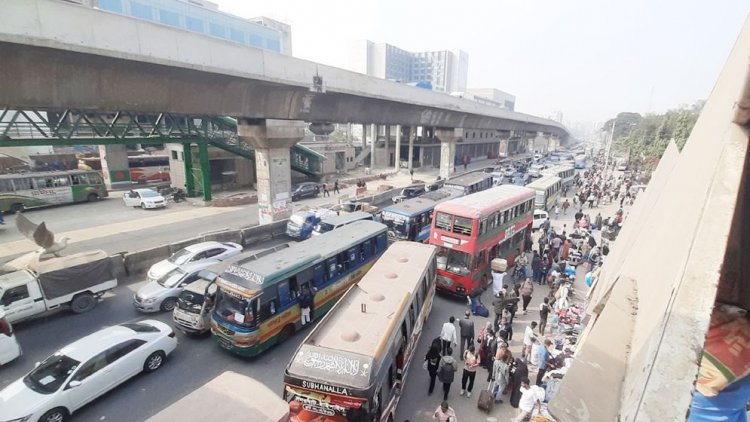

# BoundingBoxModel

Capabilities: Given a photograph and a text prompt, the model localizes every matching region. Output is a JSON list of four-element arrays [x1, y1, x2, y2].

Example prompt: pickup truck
[[337, 201, 380, 218], [286, 208, 337, 240], [0, 250, 117, 323]]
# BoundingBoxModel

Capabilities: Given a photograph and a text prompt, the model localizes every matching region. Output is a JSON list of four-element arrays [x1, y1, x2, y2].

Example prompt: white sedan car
[[0, 320, 177, 422], [123, 188, 167, 209], [147, 241, 243, 281]]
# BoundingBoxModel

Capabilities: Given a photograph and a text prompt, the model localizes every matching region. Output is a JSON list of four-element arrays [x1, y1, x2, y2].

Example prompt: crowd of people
[[426, 156, 638, 421]]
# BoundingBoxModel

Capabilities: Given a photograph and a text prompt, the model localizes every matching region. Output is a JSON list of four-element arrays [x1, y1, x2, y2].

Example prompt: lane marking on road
[[0, 206, 244, 259]]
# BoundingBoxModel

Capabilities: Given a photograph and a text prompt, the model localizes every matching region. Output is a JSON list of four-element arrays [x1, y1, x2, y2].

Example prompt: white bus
[[147, 371, 290, 422], [526, 175, 562, 211], [541, 164, 576, 187], [283, 242, 438, 422]]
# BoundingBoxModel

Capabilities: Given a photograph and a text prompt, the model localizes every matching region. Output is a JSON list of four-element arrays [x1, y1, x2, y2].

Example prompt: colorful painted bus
[[430, 185, 535, 296], [0, 170, 108, 213], [442, 172, 493, 195], [380, 188, 463, 242], [210, 221, 388, 357], [526, 175, 562, 211], [283, 241, 438, 422], [541, 164, 576, 187]]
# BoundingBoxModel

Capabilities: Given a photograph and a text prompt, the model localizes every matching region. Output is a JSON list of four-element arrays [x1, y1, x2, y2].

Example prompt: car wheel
[[143, 351, 166, 373], [9, 203, 24, 214], [87, 193, 99, 202], [38, 407, 68, 422], [141, 203, 146, 209], [160, 297, 177, 312], [277, 324, 295, 345], [70, 292, 97, 314]]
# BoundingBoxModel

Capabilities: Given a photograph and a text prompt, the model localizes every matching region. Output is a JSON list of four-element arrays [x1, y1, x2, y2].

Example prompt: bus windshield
[[436, 248, 472, 276], [213, 290, 257, 328], [381, 212, 409, 239]]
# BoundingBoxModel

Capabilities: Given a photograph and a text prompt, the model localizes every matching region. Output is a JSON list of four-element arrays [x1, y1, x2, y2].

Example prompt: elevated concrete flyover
[[0, 0, 568, 222]]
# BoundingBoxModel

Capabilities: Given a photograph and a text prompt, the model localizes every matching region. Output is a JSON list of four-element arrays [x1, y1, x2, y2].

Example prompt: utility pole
[[603, 121, 616, 177]]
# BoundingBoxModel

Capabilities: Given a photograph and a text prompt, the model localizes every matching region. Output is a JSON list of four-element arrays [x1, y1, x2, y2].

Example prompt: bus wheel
[[9, 203, 23, 214], [87, 193, 99, 202], [277, 325, 295, 344]]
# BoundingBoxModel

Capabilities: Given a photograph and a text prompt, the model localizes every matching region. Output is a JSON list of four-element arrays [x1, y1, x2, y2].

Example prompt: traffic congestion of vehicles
[[0, 154, 591, 421]]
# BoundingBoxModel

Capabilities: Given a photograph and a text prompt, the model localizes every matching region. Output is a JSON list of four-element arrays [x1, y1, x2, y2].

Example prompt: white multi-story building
[[464, 88, 516, 111], [347, 40, 468, 92]]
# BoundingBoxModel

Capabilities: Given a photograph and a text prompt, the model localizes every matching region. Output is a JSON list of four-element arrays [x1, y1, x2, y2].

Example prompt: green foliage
[[602, 101, 704, 171]]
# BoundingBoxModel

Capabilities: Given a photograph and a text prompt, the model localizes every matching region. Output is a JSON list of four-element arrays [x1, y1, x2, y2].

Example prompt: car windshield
[[168, 248, 193, 264], [140, 190, 159, 198], [157, 268, 187, 287], [314, 222, 335, 233], [23, 352, 80, 394], [120, 322, 160, 333], [213, 290, 256, 328], [177, 290, 205, 314]]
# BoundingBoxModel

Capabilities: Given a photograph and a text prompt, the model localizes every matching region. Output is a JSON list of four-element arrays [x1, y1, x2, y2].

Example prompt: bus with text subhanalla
[[541, 164, 576, 187], [284, 241, 438, 422], [0, 170, 108, 213], [380, 188, 464, 243], [526, 175, 562, 211], [210, 221, 388, 357], [430, 185, 535, 296], [442, 172, 493, 195]]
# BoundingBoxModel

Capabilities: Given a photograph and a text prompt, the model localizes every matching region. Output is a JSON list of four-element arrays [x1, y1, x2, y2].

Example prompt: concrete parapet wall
[[122, 220, 291, 276]]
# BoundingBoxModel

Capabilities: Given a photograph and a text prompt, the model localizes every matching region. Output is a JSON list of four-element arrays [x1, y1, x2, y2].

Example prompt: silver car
[[134, 261, 219, 312]]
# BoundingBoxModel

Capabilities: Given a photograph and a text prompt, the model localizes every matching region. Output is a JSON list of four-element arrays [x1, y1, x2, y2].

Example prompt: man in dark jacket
[[458, 310, 475, 358], [531, 252, 542, 285]]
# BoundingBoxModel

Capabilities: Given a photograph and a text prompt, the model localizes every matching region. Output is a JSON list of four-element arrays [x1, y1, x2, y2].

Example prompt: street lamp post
[[602, 121, 616, 177]]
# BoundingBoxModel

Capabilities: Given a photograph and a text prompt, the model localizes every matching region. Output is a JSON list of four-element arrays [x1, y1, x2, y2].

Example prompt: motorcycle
[[158, 187, 187, 203]]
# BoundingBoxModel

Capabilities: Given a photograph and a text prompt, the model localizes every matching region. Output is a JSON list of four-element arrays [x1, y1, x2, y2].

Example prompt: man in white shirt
[[516, 378, 544, 421], [522, 322, 538, 361], [440, 316, 457, 355], [491, 269, 506, 296]]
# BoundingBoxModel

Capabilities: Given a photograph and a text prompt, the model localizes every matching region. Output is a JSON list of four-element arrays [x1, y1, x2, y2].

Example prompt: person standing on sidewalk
[[522, 322, 538, 361], [440, 316, 457, 355], [538, 297, 551, 336], [520, 278, 534, 314], [458, 311, 474, 358], [438, 348, 458, 401], [460, 345, 480, 398], [535, 340, 553, 386], [425, 339, 442, 395], [321, 183, 330, 197], [333, 179, 340, 194], [562, 198, 570, 215], [531, 252, 542, 284], [432, 401, 458, 422]]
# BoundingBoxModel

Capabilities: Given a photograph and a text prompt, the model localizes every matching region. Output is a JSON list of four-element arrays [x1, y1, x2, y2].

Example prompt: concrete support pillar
[[384, 125, 390, 167], [198, 143, 211, 201], [394, 125, 402, 172], [98, 144, 130, 189], [436, 128, 463, 179], [238, 119, 306, 224], [408, 126, 416, 172], [370, 123, 377, 168]]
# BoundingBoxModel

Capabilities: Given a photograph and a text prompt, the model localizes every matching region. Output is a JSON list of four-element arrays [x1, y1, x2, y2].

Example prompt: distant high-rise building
[[347, 40, 468, 92], [81, 0, 290, 54]]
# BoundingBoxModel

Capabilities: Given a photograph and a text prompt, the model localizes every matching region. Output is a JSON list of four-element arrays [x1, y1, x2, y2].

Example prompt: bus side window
[[347, 247, 357, 265], [277, 280, 292, 307], [0, 180, 13, 192], [408, 302, 415, 328], [338, 252, 350, 272], [313, 264, 327, 289], [376, 234, 387, 252], [259, 298, 278, 320], [362, 240, 373, 259], [327, 257, 338, 278]]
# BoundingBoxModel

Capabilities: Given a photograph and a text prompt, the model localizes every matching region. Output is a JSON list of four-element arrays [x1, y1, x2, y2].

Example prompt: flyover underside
[[0, 42, 562, 135]]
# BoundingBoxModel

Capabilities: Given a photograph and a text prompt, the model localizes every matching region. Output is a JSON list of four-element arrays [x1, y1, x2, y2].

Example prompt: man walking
[[322, 183, 330, 197], [440, 316, 458, 355], [562, 198, 570, 215], [522, 322, 538, 362], [539, 298, 551, 336], [333, 179, 340, 194], [520, 278, 534, 314], [458, 311, 474, 358], [531, 252, 542, 285], [438, 349, 458, 401], [535, 340, 553, 386]]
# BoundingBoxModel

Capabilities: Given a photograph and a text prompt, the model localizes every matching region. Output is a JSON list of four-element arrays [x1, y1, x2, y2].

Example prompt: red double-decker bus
[[429, 185, 535, 295]]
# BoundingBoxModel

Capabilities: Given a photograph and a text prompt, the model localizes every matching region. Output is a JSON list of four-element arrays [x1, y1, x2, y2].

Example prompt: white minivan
[[0, 309, 21, 366], [532, 210, 549, 230]]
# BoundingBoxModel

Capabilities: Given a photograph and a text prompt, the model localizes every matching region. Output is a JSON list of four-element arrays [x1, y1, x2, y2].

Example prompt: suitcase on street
[[477, 382, 495, 412]]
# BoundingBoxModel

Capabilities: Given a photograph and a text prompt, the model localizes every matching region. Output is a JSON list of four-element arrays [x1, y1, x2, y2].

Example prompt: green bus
[[0, 170, 108, 213], [210, 220, 389, 357]]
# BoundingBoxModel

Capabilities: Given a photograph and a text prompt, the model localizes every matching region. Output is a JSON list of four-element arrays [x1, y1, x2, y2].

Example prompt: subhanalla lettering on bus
[[302, 380, 349, 396], [224, 265, 263, 285]]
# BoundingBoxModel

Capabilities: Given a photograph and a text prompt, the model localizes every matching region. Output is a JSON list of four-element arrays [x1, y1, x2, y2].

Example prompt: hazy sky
[[216, 0, 749, 124]]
